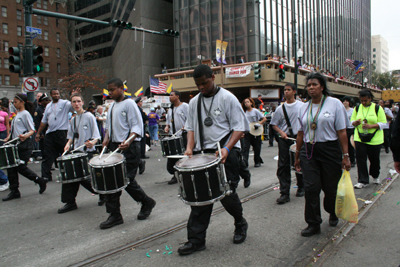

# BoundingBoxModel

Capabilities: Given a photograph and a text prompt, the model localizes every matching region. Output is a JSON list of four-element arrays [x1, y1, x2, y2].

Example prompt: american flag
[[150, 77, 167, 94], [344, 59, 363, 70]]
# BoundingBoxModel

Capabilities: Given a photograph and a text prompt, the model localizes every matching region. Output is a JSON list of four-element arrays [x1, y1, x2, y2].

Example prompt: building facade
[[68, 0, 174, 100], [371, 35, 389, 73], [174, 0, 371, 77], [0, 0, 69, 98]]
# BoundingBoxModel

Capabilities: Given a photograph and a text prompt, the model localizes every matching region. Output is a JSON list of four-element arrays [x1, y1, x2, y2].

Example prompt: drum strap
[[171, 104, 176, 134], [282, 104, 294, 137]]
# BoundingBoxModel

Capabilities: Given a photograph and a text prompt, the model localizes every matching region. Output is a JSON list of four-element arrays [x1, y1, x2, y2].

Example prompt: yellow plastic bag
[[335, 170, 359, 223]]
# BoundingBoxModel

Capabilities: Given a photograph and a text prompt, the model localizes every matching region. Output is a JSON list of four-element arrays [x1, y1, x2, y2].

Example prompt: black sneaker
[[329, 214, 339, 227], [168, 176, 178, 185], [177, 242, 206, 255], [139, 160, 146, 175], [35, 177, 48, 194], [58, 203, 78, 214], [276, 194, 290, 204], [137, 198, 156, 220], [301, 225, 321, 237], [295, 188, 305, 197], [233, 218, 248, 244], [99, 214, 124, 229], [2, 190, 21, 201]]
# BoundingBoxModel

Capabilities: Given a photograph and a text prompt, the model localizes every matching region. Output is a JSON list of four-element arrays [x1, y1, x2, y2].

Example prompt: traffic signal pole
[[24, 0, 35, 101]]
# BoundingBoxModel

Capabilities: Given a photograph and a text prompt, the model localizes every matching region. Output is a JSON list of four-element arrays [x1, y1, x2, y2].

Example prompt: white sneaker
[[372, 178, 380, 184], [354, 183, 368, 189], [0, 181, 9, 191]]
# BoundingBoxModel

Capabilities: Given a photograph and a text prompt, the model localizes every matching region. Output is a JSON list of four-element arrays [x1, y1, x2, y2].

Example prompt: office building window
[[37, 0, 41, 8], [57, 63, 61, 73], [17, 26, 22, 36], [37, 15, 42, 24], [43, 0, 48, 10], [44, 47, 49, 56], [4, 75, 10, 85], [46, 78, 50, 86], [373, 54, 376, 58], [44, 31, 48, 40], [373, 60, 376, 64], [4, 58, 9, 69], [19, 77, 23, 86], [45, 62, 49, 72], [0, 75, 2, 85], [56, 19, 59, 27], [1, 6, 7, 17], [3, 41, 8, 52], [56, 48, 60, 58], [17, 10, 22, 20], [44, 16, 48, 25], [373, 48, 376, 52], [0, 58, 1, 68], [56, 3, 59, 12], [2, 23, 8, 34], [56, 33, 60, 42]]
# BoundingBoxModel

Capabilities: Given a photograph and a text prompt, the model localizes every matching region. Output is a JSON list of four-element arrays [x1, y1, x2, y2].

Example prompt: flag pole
[[149, 75, 152, 98]]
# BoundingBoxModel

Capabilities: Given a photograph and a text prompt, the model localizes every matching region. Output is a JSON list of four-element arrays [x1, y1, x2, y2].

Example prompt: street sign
[[23, 77, 40, 92], [30, 33, 38, 39], [26, 26, 42, 35]]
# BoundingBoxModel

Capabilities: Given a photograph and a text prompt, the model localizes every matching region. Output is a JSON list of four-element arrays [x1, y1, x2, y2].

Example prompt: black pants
[[269, 124, 278, 146], [105, 141, 150, 215], [41, 130, 68, 180], [346, 128, 356, 164], [355, 141, 381, 184], [187, 148, 243, 244], [61, 152, 97, 203], [8, 141, 39, 191], [277, 137, 303, 195], [167, 158, 180, 175], [242, 133, 262, 166], [140, 127, 147, 157], [300, 141, 342, 226], [383, 129, 390, 150]]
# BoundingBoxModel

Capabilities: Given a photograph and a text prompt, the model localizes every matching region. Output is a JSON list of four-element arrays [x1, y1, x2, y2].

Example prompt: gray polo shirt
[[42, 99, 72, 134], [298, 96, 347, 143], [245, 108, 264, 123], [185, 88, 249, 151], [11, 110, 35, 139], [271, 100, 304, 135], [67, 112, 100, 152], [346, 108, 354, 129], [106, 99, 143, 142], [382, 107, 393, 129], [166, 102, 189, 135]]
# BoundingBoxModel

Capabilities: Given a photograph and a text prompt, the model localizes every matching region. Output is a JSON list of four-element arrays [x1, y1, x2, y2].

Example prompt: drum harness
[[282, 104, 294, 138]]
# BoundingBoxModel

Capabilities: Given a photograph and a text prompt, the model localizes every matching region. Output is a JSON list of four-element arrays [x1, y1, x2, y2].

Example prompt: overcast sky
[[371, 0, 400, 71]]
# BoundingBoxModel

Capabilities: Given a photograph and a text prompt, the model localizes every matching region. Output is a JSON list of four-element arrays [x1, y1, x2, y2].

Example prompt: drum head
[[175, 154, 219, 169], [289, 144, 297, 152], [58, 153, 88, 161], [89, 153, 124, 166]]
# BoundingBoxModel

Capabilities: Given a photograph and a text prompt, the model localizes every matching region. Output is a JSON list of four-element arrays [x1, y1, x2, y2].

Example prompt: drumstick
[[279, 136, 297, 141], [71, 137, 100, 153], [99, 146, 107, 159], [217, 142, 222, 160], [61, 150, 69, 157], [104, 133, 137, 162], [171, 129, 182, 138]]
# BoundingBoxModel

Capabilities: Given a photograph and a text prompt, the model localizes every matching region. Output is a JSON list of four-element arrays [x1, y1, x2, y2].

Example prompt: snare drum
[[289, 144, 302, 174], [57, 153, 91, 183], [161, 136, 185, 157], [88, 153, 128, 194], [0, 144, 20, 169], [174, 154, 231, 206]]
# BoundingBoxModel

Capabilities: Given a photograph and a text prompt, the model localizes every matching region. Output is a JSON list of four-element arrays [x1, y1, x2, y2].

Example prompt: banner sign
[[222, 41, 228, 64], [250, 88, 280, 99], [226, 65, 252, 78], [216, 40, 222, 63]]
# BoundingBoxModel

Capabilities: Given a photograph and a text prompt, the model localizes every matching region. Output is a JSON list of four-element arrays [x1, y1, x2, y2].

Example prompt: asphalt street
[[0, 141, 397, 267]]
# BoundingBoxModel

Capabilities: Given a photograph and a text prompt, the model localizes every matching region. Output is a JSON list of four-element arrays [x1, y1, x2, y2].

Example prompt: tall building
[[174, 0, 371, 76], [0, 0, 69, 98], [68, 0, 174, 101], [371, 35, 389, 73]]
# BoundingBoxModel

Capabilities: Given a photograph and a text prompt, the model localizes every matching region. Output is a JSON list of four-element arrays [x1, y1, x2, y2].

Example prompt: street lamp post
[[295, 48, 304, 91]]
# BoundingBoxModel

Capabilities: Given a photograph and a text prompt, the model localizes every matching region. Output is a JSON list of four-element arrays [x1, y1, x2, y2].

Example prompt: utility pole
[[24, 0, 37, 102]]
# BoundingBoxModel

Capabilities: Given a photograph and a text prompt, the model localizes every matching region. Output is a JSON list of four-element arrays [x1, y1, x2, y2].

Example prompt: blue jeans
[[0, 169, 8, 185], [149, 125, 159, 141]]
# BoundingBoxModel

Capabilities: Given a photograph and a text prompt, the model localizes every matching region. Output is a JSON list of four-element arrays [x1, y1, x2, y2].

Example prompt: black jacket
[[391, 113, 400, 162]]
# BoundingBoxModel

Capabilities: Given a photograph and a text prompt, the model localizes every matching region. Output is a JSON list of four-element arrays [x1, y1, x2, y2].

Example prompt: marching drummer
[[270, 83, 305, 205], [2, 93, 47, 201], [241, 97, 266, 168], [178, 64, 250, 255], [100, 78, 156, 230], [57, 94, 104, 214], [164, 90, 189, 185]]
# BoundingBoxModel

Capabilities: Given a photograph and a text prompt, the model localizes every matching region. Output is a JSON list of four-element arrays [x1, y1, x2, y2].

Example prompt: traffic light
[[33, 46, 44, 74], [110, 20, 132, 29], [8, 47, 22, 73], [278, 63, 285, 81], [254, 62, 261, 81], [162, 29, 179, 37]]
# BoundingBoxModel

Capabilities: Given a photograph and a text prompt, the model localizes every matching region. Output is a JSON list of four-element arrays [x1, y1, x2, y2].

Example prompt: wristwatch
[[343, 153, 349, 156]]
